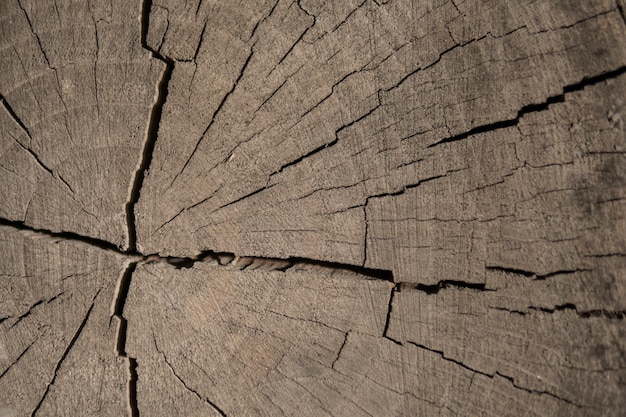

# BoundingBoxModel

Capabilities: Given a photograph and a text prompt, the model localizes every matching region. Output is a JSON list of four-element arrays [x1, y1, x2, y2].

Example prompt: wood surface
[[1, 0, 625, 416]]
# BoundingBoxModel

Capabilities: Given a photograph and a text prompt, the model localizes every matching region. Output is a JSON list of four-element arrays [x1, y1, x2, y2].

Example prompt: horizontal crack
[[397, 280, 492, 295], [0, 217, 392, 281], [486, 266, 592, 280], [0, 217, 128, 253], [529, 304, 625, 319]]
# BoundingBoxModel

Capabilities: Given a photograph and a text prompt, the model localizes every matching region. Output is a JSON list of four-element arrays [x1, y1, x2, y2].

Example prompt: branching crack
[[0, 216, 393, 281]]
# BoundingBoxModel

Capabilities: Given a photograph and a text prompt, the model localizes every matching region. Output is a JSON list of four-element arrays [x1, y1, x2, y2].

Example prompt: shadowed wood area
[[1, 0, 625, 416]]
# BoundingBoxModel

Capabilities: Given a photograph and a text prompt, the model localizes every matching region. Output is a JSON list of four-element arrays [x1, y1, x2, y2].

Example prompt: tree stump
[[1, 0, 625, 416]]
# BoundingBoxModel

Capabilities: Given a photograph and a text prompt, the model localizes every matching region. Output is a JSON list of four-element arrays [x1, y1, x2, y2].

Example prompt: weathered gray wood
[[0, 0, 625, 416]]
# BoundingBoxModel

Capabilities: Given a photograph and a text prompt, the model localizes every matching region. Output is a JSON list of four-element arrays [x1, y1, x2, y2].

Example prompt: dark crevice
[[112, 262, 140, 417], [273, 137, 339, 176], [530, 303, 577, 314], [485, 266, 535, 277], [537, 269, 591, 280], [30, 290, 100, 417], [0, 339, 37, 379], [273, 101, 381, 177], [8, 299, 44, 330], [0, 94, 33, 138], [398, 280, 491, 295], [146, 249, 395, 281], [0, 217, 392, 282], [274, 1, 316, 66], [530, 304, 626, 319], [427, 66, 626, 148], [322, 0, 367, 38], [112, 263, 136, 355], [366, 173, 452, 201], [578, 310, 626, 319], [245, 0, 279, 42], [128, 358, 140, 417], [214, 183, 276, 212], [382, 286, 402, 345], [287, 257, 394, 281], [385, 33, 490, 94], [16, 0, 52, 67], [1, 95, 74, 193], [0, 217, 127, 253], [486, 266, 591, 280], [129, 0, 174, 253], [491, 306, 527, 316], [170, 44, 255, 190]]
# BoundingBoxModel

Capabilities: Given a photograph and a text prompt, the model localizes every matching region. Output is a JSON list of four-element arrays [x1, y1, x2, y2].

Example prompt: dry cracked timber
[[1, 0, 625, 416]]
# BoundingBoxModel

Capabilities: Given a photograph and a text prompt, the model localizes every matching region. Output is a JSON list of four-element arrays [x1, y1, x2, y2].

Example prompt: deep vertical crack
[[126, 0, 174, 253], [111, 262, 140, 417], [114, 3, 175, 414], [128, 358, 140, 417]]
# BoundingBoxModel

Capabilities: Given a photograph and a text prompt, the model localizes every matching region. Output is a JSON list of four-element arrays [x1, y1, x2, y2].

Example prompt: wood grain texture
[[0, 0, 162, 248], [136, 0, 626, 261], [0, 226, 128, 416], [125, 261, 391, 416], [1, 0, 625, 416]]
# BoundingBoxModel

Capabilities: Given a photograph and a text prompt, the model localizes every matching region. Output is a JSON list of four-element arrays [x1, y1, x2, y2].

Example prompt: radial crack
[[154, 336, 228, 416], [169, 44, 256, 190], [30, 290, 100, 417], [427, 66, 626, 148], [405, 341, 584, 407], [1, 95, 76, 195], [111, 262, 140, 417], [127, 0, 174, 253]]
